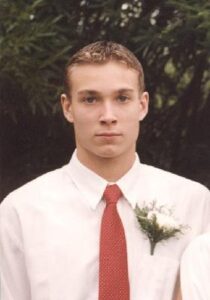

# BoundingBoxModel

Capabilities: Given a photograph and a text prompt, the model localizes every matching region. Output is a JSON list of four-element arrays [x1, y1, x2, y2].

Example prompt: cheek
[[73, 111, 95, 133], [124, 112, 140, 138], [124, 109, 140, 127]]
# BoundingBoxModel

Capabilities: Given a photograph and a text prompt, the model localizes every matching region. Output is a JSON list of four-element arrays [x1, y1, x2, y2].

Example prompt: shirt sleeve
[[180, 233, 210, 300], [0, 197, 31, 300], [201, 187, 210, 232]]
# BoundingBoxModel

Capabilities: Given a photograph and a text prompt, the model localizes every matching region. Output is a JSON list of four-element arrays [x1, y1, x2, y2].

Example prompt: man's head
[[61, 41, 149, 168], [63, 41, 145, 97]]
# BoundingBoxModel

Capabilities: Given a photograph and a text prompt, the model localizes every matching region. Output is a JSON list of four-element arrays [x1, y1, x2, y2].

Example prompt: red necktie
[[99, 184, 130, 300]]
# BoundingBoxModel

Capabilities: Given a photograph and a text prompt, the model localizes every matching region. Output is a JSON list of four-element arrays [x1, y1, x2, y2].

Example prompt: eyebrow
[[117, 88, 134, 93], [77, 90, 99, 95], [77, 88, 135, 95]]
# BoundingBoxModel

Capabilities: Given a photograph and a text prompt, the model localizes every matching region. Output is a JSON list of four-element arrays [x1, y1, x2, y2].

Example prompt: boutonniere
[[135, 201, 186, 255]]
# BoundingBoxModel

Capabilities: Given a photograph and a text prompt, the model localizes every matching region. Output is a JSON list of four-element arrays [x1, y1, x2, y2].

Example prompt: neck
[[76, 150, 136, 182]]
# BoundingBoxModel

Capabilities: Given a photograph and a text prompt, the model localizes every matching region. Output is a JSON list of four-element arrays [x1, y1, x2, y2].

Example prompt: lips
[[96, 132, 122, 137]]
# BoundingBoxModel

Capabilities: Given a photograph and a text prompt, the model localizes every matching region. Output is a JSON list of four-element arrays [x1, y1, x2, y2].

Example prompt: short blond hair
[[64, 41, 145, 95]]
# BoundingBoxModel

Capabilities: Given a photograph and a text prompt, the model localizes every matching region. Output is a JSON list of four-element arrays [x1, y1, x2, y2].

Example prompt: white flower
[[147, 211, 178, 228], [135, 201, 186, 255]]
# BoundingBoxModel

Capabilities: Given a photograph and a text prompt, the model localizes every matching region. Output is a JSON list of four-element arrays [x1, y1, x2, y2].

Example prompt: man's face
[[61, 61, 149, 164]]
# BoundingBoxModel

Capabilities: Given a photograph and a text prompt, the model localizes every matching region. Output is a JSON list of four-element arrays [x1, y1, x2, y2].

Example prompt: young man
[[0, 41, 209, 300], [180, 232, 210, 300]]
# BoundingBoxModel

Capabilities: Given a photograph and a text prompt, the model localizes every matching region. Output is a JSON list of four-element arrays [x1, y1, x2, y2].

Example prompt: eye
[[117, 95, 129, 103], [82, 96, 97, 104]]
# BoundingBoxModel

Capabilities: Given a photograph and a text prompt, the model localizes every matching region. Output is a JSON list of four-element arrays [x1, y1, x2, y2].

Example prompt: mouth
[[96, 132, 122, 137]]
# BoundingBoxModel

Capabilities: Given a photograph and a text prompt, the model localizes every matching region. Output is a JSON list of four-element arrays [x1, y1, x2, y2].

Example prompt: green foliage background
[[1, 0, 210, 200]]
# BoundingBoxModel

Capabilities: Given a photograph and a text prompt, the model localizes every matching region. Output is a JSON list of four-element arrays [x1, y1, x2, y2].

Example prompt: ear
[[60, 93, 74, 123], [139, 91, 149, 121]]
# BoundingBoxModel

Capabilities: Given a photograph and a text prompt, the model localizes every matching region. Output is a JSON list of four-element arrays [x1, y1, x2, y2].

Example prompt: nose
[[99, 102, 117, 125]]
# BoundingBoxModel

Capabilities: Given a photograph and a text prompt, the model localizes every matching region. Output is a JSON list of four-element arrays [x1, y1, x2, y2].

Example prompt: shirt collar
[[67, 150, 142, 209], [68, 151, 107, 209], [117, 154, 141, 209]]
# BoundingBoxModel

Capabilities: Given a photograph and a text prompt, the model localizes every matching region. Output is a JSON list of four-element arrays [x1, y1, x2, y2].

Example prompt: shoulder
[[0, 164, 71, 211], [140, 163, 209, 195], [180, 232, 210, 298], [181, 233, 210, 275], [184, 233, 210, 255]]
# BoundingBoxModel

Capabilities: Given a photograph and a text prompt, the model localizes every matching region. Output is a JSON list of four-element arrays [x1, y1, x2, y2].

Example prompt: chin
[[98, 153, 118, 159], [95, 148, 123, 159]]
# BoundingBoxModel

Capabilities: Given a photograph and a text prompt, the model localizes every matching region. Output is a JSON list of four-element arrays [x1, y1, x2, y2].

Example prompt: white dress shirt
[[0, 151, 210, 300], [180, 233, 210, 300]]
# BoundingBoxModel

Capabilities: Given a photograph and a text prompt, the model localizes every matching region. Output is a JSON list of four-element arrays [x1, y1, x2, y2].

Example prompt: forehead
[[68, 61, 139, 93]]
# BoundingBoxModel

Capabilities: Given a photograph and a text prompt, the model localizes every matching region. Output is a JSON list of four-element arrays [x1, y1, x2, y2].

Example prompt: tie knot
[[103, 184, 122, 205]]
